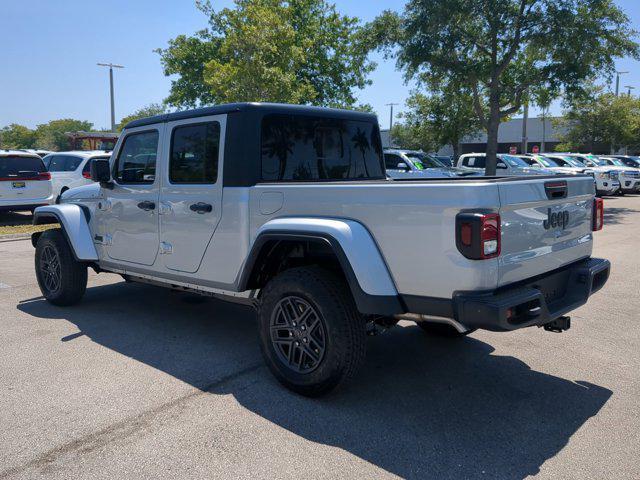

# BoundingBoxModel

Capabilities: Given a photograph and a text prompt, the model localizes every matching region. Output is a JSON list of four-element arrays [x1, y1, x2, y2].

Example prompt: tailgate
[[498, 176, 595, 286], [0, 155, 51, 201]]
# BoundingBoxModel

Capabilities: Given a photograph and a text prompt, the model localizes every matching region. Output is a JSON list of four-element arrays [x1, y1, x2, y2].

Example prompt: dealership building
[[381, 116, 571, 156]]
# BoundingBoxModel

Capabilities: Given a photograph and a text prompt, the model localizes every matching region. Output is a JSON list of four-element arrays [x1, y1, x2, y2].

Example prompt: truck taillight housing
[[592, 197, 604, 231], [456, 212, 501, 260]]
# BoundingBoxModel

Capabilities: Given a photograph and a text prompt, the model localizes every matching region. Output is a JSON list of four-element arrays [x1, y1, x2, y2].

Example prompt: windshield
[[405, 153, 445, 169], [533, 155, 559, 167], [607, 158, 626, 166], [556, 156, 585, 167], [500, 154, 530, 168]]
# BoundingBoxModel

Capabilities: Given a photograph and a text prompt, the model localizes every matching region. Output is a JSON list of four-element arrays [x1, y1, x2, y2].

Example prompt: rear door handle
[[189, 202, 213, 214], [137, 201, 156, 211]]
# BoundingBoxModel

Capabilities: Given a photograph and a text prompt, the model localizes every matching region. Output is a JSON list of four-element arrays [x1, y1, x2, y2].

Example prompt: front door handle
[[137, 201, 156, 211], [189, 202, 213, 214]]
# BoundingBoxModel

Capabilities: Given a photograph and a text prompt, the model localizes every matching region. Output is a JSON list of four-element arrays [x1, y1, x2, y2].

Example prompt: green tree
[[0, 124, 36, 149], [368, 0, 639, 175], [393, 86, 481, 159], [156, 0, 374, 108], [118, 104, 167, 132], [556, 89, 640, 152], [34, 119, 93, 151]]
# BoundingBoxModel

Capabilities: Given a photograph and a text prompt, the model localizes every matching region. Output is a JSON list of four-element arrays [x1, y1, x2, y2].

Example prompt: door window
[[169, 122, 220, 184], [114, 130, 159, 184]]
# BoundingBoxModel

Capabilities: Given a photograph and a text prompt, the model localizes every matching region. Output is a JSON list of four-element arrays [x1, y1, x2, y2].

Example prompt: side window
[[261, 114, 385, 181], [114, 130, 159, 184], [66, 156, 83, 171], [47, 155, 67, 172], [463, 156, 485, 168], [169, 122, 220, 184], [384, 154, 404, 170]]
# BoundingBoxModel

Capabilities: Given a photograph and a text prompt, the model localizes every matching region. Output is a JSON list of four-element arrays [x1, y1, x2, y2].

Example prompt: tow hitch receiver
[[543, 316, 571, 333]]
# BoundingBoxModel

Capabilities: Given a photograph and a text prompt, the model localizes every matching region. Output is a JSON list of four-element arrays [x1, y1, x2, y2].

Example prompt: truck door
[[102, 126, 163, 266], [158, 115, 225, 273]]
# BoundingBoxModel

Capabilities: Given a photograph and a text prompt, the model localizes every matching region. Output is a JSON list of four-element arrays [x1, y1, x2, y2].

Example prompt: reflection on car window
[[500, 155, 529, 167], [406, 153, 444, 169], [261, 115, 385, 181], [384, 154, 405, 170], [115, 130, 159, 184], [46, 155, 83, 172], [170, 122, 220, 184]]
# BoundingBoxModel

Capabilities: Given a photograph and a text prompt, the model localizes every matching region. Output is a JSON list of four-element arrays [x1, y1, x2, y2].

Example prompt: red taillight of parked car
[[592, 197, 604, 231], [38, 172, 51, 180], [82, 171, 92, 179], [456, 212, 501, 260]]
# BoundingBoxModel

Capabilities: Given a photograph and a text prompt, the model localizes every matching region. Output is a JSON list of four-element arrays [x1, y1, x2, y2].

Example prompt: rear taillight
[[456, 212, 501, 260], [82, 171, 91, 179], [592, 197, 604, 231], [38, 172, 51, 180]]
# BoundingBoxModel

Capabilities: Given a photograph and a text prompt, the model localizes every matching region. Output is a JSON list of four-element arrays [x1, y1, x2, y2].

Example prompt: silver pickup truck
[[30, 103, 610, 396]]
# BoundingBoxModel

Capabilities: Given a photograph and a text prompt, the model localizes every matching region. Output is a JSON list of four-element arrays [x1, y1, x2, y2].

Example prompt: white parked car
[[598, 156, 640, 194], [456, 153, 554, 175], [546, 154, 620, 196], [0, 150, 53, 212], [42, 151, 111, 201]]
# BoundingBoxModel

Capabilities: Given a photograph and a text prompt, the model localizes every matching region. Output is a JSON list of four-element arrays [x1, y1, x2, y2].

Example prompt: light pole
[[385, 103, 399, 131], [97, 62, 124, 131], [615, 71, 628, 96], [624, 85, 635, 96]]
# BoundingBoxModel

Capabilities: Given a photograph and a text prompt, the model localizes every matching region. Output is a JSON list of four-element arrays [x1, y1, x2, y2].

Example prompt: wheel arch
[[239, 218, 405, 316], [32, 204, 98, 262]]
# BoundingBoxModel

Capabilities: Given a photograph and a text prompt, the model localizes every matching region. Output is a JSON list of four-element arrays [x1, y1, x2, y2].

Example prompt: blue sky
[[1, 0, 639, 130]]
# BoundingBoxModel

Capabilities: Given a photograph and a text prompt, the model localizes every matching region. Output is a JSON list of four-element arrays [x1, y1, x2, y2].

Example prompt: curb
[[0, 233, 32, 243]]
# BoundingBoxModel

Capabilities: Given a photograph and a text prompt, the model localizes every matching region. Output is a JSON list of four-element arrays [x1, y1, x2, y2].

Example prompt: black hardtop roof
[[124, 102, 378, 129]]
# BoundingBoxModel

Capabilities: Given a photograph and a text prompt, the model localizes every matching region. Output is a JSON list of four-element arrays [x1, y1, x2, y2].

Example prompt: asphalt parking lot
[[0, 196, 639, 480]]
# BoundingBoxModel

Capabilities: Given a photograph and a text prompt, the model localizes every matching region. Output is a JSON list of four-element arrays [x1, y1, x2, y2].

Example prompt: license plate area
[[532, 269, 570, 305], [12, 181, 26, 189]]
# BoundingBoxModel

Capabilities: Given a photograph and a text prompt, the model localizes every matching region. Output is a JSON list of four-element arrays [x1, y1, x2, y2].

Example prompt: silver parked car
[[384, 149, 478, 178]]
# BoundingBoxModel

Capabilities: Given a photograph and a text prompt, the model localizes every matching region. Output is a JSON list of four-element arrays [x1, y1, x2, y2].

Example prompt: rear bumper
[[453, 258, 610, 331]]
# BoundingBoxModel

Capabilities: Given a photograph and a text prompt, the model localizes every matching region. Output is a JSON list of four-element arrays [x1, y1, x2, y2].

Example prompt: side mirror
[[497, 162, 508, 169], [90, 159, 113, 188], [396, 162, 409, 171]]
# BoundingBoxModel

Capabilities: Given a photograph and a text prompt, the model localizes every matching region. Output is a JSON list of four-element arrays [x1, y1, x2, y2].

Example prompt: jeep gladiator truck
[[31, 103, 610, 396]]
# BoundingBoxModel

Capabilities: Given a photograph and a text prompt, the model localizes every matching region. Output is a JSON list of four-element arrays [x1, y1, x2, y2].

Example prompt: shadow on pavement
[[602, 204, 640, 225], [18, 282, 612, 480], [0, 211, 33, 227]]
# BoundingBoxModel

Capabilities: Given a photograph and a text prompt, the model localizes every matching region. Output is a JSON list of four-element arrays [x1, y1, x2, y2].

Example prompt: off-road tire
[[35, 228, 87, 306], [258, 266, 366, 397], [416, 321, 476, 338]]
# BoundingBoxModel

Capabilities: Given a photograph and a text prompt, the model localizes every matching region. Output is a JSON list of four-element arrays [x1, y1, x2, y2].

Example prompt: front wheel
[[258, 266, 366, 397], [35, 229, 87, 306]]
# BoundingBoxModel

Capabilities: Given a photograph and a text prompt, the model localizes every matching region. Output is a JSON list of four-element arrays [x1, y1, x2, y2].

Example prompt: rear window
[[261, 115, 385, 181], [0, 156, 46, 179]]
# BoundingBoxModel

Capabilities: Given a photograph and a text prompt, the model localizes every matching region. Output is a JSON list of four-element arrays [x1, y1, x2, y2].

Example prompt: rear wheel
[[416, 321, 476, 338], [258, 266, 366, 397], [35, 229, 87, 306]]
